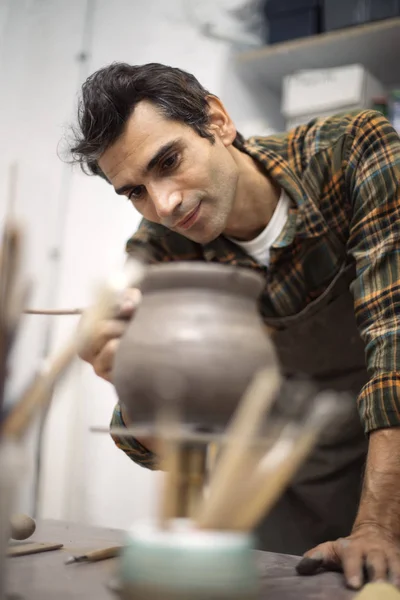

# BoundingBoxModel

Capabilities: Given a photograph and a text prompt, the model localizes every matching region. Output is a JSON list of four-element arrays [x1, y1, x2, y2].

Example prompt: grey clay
[[113, 262, 279, 433]]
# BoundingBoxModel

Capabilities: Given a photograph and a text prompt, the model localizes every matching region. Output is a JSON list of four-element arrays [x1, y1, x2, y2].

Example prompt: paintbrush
[[227, 392, 348, 532], [196, 367, 281, 530]]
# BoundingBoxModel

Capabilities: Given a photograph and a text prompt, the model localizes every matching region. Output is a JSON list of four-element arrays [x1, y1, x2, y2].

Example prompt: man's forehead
[[98, 102, 182, 180]]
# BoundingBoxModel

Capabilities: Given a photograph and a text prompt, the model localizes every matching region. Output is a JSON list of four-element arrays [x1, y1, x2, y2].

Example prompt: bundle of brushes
[[117, 371, 351, 600]]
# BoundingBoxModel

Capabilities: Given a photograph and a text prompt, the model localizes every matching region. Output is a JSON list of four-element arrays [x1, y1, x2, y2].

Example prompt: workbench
[[6, 519, 357, 599]]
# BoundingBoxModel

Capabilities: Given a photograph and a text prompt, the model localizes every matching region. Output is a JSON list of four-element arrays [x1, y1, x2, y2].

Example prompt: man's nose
[[152, 189, 183, 219]]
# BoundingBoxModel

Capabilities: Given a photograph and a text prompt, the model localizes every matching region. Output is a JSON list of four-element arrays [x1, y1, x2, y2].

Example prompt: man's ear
[[205, 95, 237, 146]]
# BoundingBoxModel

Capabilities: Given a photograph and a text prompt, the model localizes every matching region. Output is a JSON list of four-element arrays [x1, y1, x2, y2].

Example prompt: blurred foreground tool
[[7, 542, 63, 557], [354, 582, 400, 599], [0, 221, 27, 419], [1, 258, 145, 441], [0, 164, 29, 420], [65, 545, 121, 565]]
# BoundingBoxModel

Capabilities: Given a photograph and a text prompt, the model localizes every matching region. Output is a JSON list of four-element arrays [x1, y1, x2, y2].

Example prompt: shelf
[[236, 17, 400, 94]]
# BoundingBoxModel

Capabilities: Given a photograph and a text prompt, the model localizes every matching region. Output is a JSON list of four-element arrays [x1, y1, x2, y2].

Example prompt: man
[[71, 62, 400, 589]]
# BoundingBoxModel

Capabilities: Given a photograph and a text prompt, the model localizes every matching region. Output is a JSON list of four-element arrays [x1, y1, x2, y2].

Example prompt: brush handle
[[196, 368, 281, 530], [82, 546, 121, 562]]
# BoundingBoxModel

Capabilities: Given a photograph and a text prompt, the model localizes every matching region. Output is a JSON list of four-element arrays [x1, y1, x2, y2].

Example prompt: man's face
[[98, 100, 239, 244]]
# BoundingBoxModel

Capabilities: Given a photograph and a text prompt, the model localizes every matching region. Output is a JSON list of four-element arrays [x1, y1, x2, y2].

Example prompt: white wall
[[1, 0, 283, 529]]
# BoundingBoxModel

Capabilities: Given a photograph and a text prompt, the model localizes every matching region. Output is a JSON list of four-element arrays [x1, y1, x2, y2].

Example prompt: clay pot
[[113, 262, 278, 433]]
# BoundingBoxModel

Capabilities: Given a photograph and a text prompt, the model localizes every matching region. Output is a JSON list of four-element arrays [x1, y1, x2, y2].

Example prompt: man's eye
[[128, 185, 145, 200], [161, 153, 178, 171]]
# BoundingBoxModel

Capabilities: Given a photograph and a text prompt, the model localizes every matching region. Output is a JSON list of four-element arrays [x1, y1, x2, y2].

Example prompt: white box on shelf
[[282, 64, 386, 130]]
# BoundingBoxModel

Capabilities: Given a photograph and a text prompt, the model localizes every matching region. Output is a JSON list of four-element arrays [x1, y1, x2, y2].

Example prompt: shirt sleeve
[[110, 405, 160, 470], [345, 110, 400, 433]]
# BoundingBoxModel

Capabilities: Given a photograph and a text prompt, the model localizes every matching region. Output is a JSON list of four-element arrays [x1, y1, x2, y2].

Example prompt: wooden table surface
[[5, 519, 357, 599]]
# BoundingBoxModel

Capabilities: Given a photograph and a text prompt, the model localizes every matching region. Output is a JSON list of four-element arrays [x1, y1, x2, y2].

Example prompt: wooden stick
[[183, 444, 207, 520], [157, 407, 181, 528], [229, 393, 342, 531], [100, 425, 279, 449], [201, 445, 264, 530], [1, 341, 78, 439], [196, 367, 281, 530], [231, 428, 318, 531], [7, 542, 63, 557], [0, 223, 25, 417], [23, 308, 84, 316]]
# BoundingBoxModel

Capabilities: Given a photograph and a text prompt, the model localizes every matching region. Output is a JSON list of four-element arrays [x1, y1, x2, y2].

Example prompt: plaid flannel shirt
[[110, 109, 400, 471]]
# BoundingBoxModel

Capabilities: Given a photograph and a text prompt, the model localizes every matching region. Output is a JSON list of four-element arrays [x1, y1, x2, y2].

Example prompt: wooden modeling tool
[[23, 308, 83, 316], [65, 546, 121, 565], [156, 406, 182, 527], [196, 367, 281, 529], [223, 393, 346, 532], [7, 542, 63, 557]]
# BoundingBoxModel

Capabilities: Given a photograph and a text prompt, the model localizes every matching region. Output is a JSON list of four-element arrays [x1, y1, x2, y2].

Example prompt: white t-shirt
[[229, 190, 290, 267]]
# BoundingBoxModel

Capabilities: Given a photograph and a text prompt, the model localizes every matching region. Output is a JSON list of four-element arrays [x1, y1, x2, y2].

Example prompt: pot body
[[113, 262, 278, 432]]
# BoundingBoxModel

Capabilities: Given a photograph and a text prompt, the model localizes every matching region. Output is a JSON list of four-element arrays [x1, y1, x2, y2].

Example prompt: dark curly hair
[[69, 62, 245, 180]]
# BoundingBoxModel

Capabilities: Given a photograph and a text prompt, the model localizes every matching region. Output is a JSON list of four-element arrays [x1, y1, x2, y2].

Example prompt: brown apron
[[255, 232, 368, 555]]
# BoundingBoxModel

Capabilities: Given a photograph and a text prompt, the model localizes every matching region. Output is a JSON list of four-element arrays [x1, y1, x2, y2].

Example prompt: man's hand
[[78, 288, 140, 382], [297, 427, 400, 589], [296, 524, 400, 589]]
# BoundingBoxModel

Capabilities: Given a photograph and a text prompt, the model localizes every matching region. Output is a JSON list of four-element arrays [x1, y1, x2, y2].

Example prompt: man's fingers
[[365, 551, 388, 582], [296, 552, 324, 575], [81, 320, 127, 362], [117, 288, 141, 319], [93, 339, 120, 380], [296, 542, 339, 576], [340, 543, 364, 590]]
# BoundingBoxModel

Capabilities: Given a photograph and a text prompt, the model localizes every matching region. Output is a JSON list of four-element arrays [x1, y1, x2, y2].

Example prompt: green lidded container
[[119, 518, 259, 600]]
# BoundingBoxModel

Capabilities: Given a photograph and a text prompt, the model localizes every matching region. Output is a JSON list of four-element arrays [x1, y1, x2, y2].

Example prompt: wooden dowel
[[1, 341, 78, 439], [23, 308, 84, 316], [157, 408, 182, 528], [228, 393, 343, 532], [230, 428, 318, 531], [184, 444, 207, 520], [0, 221, 24, 417], [196, 367, 281, 530], [8, 543, 63, 558]]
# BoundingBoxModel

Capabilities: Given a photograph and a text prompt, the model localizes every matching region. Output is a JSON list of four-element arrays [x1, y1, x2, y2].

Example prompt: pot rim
[[138, 261, 264, 299]]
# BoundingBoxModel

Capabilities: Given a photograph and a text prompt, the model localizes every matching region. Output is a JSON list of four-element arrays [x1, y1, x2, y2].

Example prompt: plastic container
[[119, 519, 259, 600], [263, 0, 322, 44], [323, 0, 400, 32]]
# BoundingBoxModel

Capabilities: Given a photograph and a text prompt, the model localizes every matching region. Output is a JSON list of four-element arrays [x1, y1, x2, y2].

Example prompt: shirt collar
[[242, 137, 330, 244], [202, 136, 330, 261]]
